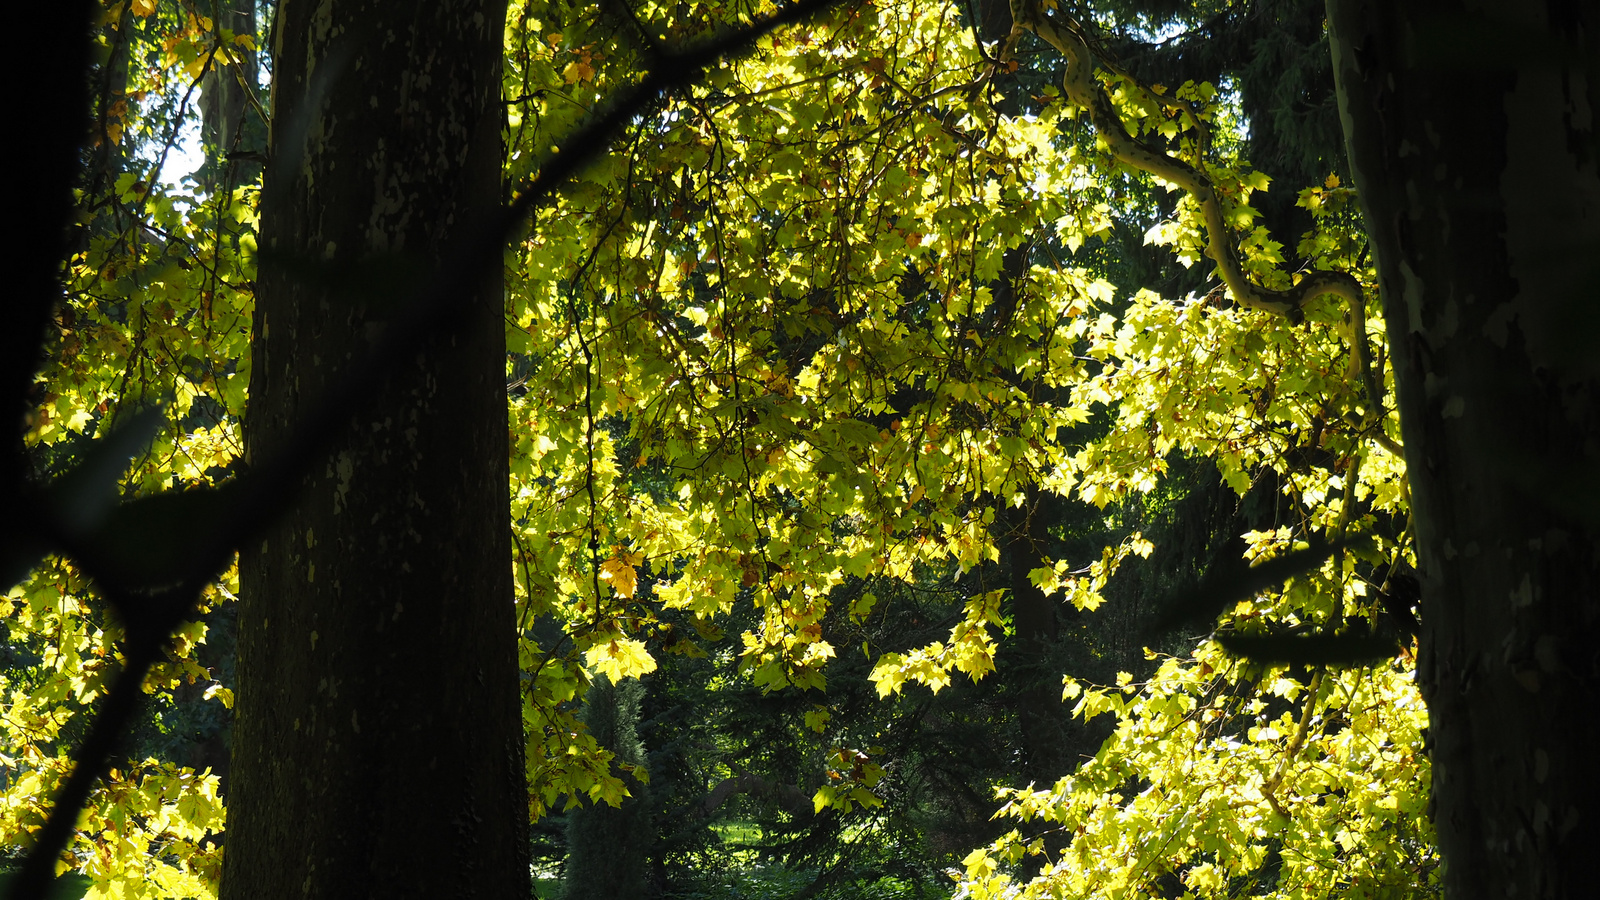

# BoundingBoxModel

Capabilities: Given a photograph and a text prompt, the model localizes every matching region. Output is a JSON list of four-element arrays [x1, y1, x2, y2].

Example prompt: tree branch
[[1012, 2, 1362, 323]]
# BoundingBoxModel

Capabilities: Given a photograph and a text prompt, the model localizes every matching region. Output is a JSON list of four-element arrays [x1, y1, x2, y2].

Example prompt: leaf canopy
[[2, 1, 1433, 897]]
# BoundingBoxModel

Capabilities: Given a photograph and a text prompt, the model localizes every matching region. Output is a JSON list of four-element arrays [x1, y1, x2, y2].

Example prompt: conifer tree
[[564, 676, 652, 900]]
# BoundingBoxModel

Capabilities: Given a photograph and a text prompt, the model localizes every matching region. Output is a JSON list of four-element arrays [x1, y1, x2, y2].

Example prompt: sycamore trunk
[[222, 1, 527, 896], [1328, 1, 1599, 895]]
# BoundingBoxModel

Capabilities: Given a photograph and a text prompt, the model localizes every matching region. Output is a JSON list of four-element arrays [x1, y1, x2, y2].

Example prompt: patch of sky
[[146, 113, 206, 189], [1092, 10, 1253, 141], [144, 58, 273, 194]]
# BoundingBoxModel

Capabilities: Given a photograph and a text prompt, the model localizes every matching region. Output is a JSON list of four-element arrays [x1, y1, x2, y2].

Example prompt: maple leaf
[[598, 551, 642, 598], [584, 638, 657, 681], [562, 59, 595, 84]]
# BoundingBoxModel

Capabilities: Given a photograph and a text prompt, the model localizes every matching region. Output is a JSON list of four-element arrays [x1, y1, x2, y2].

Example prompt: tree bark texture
[[224, 0, 527, 896], [1328, 2, 1599, 896]]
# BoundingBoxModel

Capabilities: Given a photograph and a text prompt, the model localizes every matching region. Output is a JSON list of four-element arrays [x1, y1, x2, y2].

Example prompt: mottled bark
[[1328, 2, 1599, 896], [222, 0, 527, 896]]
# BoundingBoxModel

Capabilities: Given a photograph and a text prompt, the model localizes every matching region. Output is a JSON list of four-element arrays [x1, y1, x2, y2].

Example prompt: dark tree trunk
[[995, 490, 1072, 781], [223, 0, 527, 896], [1328, 2, 1600, 896]]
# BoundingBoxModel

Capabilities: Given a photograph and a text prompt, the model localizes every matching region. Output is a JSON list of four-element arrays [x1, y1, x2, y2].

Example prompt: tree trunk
[[995, 490, 1072, 781], [199, 0, 261, 188], [199, 0, 257, 154], [1327, 2, 1599, 896], [223, 0, 527, 896]]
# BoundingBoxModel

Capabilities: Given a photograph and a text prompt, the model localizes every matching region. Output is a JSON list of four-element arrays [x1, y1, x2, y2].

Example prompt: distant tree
[[564, 676, 652, 900]]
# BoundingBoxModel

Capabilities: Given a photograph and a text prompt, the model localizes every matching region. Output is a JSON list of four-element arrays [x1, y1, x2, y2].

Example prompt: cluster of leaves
[[505, 0, 1116, 811], [552, 571, 1033, 897], [6, 0, 1438, 898], [2, 1, 256, 895], [2, 562, 227, 897], [961, 651, 1433, 899], [502, 0, 1435, 896]]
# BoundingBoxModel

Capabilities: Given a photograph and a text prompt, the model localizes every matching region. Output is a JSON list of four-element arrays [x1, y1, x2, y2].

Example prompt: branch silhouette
[[5, 2, 849, 896]]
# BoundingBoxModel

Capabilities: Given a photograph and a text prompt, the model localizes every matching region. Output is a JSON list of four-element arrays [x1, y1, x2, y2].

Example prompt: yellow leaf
[[203, 683, 235, 709], [563, 59, 595, 84], [585, 637, 657, 681], [131, 0, 156, 16], [1061, 677, 1082, 700], [599, 553, 639, 598], [812, 785, 835, 813]]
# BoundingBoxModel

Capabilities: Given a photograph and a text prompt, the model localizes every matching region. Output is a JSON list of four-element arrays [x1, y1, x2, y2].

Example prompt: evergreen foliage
[[565, 676, 652, 900]]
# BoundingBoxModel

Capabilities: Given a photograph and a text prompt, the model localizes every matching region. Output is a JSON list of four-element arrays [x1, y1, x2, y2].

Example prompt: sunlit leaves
[[958, 648, 1437, 900], [15, 1, 1431, 895], [499, 7, 1426, 893], [598, 550, 642, 599], [2, 566, 232, 899], [503, 0, 1115, 813], [3, 0, 256, 888], [869, 589, 1005, 696], [584, 638, 659, 682], [812, 745, 885, 814]]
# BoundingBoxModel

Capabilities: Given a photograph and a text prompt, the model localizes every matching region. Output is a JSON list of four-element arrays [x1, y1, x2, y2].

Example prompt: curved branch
[[1262, 666, 1324, 818], [1013, 3, 1362, 323], [698, 774, 812, 818]]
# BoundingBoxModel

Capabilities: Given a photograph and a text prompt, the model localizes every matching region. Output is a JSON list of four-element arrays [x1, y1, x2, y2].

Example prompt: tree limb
[[1012, 2, 1362, 323]]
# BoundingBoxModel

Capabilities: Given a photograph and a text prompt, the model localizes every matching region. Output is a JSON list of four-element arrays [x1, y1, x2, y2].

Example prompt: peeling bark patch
[[333, 450, 354, 513], [1399, 259, 1427, 335], [1510, 574, 1534, 608], [1484, 301, 1516, 347]]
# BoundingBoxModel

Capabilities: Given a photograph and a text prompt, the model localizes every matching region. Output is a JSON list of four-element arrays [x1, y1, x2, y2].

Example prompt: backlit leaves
[[584, 638, 658, 682], [9, 0, 1432, 895]]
